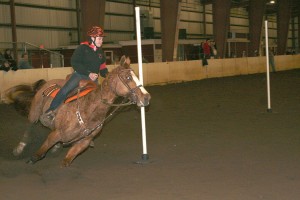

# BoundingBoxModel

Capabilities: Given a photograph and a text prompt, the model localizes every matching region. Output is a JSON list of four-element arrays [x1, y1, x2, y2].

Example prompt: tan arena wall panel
[[1, 55, 300, 101], [206, 59, 223, 78], [234, 57, 249, 75], [247, 57, 266, 74]]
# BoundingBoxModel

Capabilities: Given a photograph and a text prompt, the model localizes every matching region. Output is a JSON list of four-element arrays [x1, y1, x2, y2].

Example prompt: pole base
[[141, 154, 149, 160], [267, 108, 272, 113], [134, 154, 151, 165]]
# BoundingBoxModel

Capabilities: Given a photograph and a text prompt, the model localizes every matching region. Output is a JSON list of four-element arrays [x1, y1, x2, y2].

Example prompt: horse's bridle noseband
[[118, 69, 142, 97]]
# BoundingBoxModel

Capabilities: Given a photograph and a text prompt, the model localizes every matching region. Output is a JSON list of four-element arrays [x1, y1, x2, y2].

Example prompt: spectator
[[18, 52, 33, 69], [201, 39, 211, 66], [0, 51, 9, 71], [4, 49, 18, 71], [203, 39, 211, 59], [0, 51, 5, 63], [0, 60, 11, 72]]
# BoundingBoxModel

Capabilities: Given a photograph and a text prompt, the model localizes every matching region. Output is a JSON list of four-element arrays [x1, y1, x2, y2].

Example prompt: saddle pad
[[49, 87, 96, 103], [42, 84, 61, 97]]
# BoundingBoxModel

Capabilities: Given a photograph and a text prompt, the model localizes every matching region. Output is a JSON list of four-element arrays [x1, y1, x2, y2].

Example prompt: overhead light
[[270, 0, 275, 3]]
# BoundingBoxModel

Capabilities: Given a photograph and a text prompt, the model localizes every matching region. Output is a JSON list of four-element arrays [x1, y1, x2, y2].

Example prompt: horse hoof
[[12, 142, 26, 156], [61, 159, 71, 167], [26, 158, 36, 165], [13, 148, 22, 156], [26, 155, 43, 164]]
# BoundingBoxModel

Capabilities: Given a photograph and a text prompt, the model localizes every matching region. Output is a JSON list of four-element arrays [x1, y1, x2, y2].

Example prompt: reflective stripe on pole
[[265, 20, 272, 112], [135, 7, 148, 159]]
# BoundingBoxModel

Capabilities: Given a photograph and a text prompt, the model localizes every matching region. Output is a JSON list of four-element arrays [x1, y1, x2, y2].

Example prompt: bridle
[[100, 69, 142, 107]]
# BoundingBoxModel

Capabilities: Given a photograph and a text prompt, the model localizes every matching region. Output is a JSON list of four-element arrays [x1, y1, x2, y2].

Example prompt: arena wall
[[1, 54, 299, 101]]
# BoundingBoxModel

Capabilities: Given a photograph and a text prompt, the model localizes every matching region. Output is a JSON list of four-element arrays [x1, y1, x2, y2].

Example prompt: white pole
[[135, 7, 149, 160], [265, 20, 272, 112]]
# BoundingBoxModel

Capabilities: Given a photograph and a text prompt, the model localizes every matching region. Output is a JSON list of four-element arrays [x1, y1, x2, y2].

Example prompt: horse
[[5, 55, 151, 167]]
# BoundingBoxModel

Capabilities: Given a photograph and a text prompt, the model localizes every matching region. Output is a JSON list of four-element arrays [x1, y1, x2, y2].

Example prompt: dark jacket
[[71, 42, 108, 77]]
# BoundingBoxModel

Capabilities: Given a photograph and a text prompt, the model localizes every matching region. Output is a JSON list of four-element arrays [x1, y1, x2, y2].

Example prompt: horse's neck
[[83, 87, 116, 118], [98, 81, 117, 104]]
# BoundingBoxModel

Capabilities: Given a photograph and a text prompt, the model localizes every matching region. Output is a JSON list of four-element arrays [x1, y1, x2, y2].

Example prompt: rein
[[100, 99, 135, 106], [64, 99, 127, 146]]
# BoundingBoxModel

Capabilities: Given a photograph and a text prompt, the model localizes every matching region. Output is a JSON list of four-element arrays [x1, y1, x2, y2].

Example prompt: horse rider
[[43, 26, 108, 121]]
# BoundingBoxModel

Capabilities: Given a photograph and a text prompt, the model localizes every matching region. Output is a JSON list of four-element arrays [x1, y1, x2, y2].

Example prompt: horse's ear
[[120, 55, 131, 68], [125, 57, 131, 66], [120, 55, 126, 66]]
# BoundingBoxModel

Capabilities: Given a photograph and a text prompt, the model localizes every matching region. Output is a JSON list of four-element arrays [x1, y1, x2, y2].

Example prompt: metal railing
[[0, 42, 64, 68]]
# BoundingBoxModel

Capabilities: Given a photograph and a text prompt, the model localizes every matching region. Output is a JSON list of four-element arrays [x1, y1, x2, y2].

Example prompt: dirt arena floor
[[0, 69, 300, 200]]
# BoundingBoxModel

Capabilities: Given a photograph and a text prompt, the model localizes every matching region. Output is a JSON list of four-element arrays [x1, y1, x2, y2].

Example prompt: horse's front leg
[[61, 138, 92, 167], [13, 124, 34, 156], [27, 130, 61, 164]]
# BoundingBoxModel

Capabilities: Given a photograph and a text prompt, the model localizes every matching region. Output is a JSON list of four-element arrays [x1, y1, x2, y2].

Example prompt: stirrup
[[44, 110, 56, 121]]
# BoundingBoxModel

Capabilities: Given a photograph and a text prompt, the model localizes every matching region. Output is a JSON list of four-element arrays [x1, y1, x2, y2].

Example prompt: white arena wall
[[1, 55, 300, 101]]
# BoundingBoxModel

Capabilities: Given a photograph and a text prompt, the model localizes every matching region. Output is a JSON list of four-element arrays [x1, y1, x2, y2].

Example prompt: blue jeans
[[47, 72, 91, 112]]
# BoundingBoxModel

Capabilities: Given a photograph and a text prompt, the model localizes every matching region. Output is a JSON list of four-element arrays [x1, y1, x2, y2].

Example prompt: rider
[[43, 26, 108, 120]]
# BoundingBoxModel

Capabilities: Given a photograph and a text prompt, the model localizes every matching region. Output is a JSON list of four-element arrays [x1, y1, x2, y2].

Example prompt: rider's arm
[[71, 45, 90, 76], [99, 62, 108, 77]]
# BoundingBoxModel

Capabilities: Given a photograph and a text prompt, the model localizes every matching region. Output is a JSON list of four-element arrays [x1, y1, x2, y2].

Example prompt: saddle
[[42, 80, 97, 103]]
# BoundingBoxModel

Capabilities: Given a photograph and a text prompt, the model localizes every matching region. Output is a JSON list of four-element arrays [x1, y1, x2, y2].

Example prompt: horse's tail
[[5, 79, 46, 116]]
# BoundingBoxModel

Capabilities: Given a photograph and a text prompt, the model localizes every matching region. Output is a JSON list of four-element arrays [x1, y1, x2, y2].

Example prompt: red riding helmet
[[87, 26, 105, 37]]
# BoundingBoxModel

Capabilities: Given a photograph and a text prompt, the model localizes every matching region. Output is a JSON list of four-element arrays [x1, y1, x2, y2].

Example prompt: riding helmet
[[87, 26, 105, 37]]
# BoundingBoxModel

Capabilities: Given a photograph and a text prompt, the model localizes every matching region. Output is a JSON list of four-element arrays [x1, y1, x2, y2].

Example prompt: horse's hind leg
[[62, 138, 92, 167], [13, 124, 34, 156], [27, 130, 61, 164]]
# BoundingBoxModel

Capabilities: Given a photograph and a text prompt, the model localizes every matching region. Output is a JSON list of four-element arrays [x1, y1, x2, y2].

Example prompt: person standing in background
[[202, 39, 210, 66], [203, 39, 211, 59]]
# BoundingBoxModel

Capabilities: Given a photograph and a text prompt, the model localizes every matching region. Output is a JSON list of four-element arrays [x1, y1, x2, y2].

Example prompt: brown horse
[[5, 56, 151, 167]]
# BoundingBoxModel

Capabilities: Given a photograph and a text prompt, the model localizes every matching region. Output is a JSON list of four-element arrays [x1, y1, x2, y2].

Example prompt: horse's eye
[[127, 75, 132, 81]]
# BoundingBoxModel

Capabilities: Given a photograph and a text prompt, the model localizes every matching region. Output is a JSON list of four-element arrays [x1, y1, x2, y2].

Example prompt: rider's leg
[[44, 72, 89, 120], [47, 73, 82, 112]]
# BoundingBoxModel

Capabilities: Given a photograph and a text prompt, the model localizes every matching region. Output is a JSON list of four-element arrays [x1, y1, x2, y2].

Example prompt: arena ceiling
[[201, 0, 300, 18]]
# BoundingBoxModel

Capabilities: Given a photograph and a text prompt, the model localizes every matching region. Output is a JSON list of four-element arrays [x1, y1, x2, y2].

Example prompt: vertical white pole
[[265, 20, 272, 112], [135, 7, 149, 160]]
